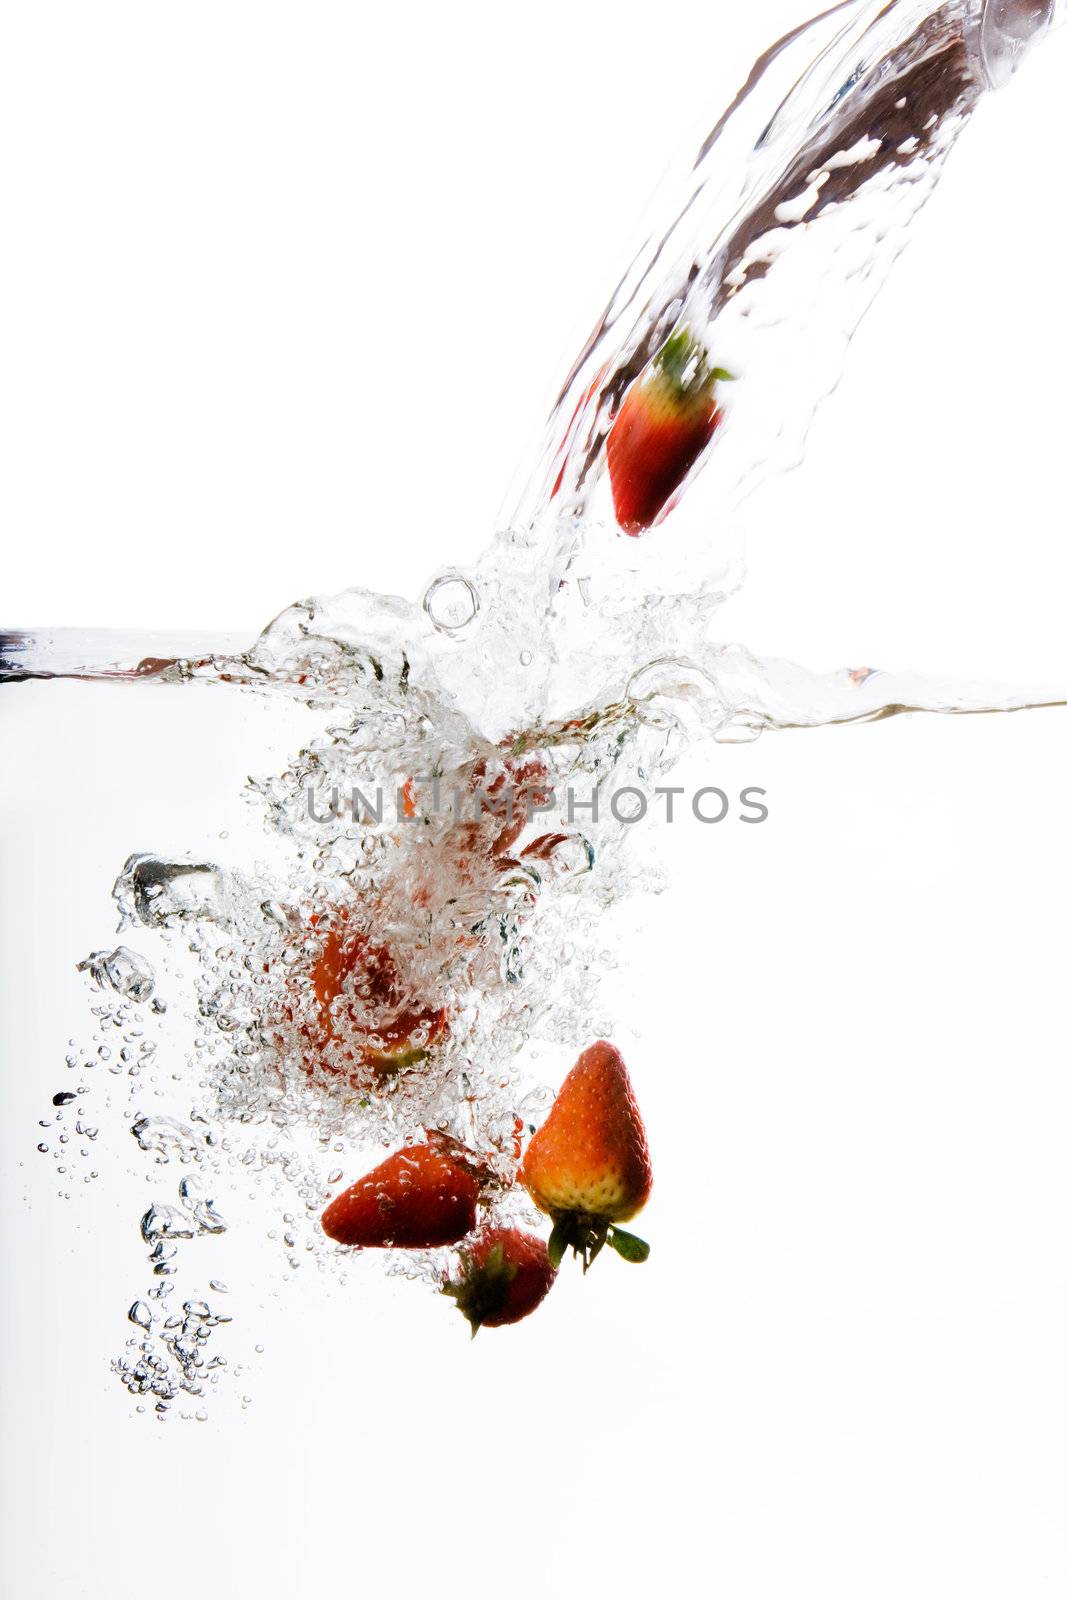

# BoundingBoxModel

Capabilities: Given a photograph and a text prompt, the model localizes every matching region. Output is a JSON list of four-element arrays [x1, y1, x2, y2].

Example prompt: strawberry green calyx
[[443, 1227, 558, 1333], [547, 1212, 651, 1272], [444, 1241, 518, 1337], [364, 1043, 433, 1078], [653, 328, 733, 409]]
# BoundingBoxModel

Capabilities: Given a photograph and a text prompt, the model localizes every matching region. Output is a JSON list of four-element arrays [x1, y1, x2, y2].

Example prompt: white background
[[3, 4, 1067, 1598]]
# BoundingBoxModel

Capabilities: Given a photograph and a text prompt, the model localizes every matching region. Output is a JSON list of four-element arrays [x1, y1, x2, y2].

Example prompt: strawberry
[[321, 1144, 478, 1249], [443, 1228, 557, 1334], [424, 1126, 520, 1190], [448, 755, 553, 862], [306, 914, 448, 1079], [519, 832, 570, 862], [520, 1039, 652, 1269], [606, 328, 732, 535]]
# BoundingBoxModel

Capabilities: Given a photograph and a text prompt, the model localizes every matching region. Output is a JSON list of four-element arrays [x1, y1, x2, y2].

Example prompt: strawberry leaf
[[547, 1219, 570, 1269], [607, 1227, 650, 1264]]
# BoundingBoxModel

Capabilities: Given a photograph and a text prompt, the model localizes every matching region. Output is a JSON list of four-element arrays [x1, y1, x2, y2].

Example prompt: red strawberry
[[520, 1039, 653, 1269], [449, 755, 553, 861], [424, 1126, 522, 1189], [443, 1227, 557, 1333], [520, 832, 570, 862], [606, 329, 732, 535], [306, 914, 449, 1078], [321, 1144, 478, 1249]]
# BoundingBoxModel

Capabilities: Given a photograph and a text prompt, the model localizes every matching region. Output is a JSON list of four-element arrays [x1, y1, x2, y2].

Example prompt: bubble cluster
[[113, 1291, 235, 1418], [58, 663, 684, 1413]]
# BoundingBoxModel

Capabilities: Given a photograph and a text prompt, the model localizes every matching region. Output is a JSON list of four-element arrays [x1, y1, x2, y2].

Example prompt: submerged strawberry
[[445, 755, 553, 863], [307, 915, 448, 1080], [520, 1039, 652, 1269], [321, 1144, 478, 1249], [443, 1228, 557, 1333], [606, 329, 731, 535]]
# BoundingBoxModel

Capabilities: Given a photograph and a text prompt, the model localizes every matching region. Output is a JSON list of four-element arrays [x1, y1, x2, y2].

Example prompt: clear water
[[6, 0, 1067, 1422]]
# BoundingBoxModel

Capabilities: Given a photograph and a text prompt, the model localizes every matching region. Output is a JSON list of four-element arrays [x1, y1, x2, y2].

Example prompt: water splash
[[10, 0, 1067, 1414], [511, 2, 976, 537]]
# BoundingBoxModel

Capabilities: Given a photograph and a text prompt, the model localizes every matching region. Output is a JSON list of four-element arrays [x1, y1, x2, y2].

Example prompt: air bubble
[[422, 572, 479, 636], [113, 855, 231, 930], [77, 945, 156, 1001], [140, 1205, 197, 1244]]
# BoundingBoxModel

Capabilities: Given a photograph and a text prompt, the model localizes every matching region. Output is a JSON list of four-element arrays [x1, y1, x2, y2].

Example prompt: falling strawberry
[[520, 1039, 652, 1269], [321, 1144, 479, 1249], [606, 328, 732, 535], [443, 1227, 557, 1334]]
